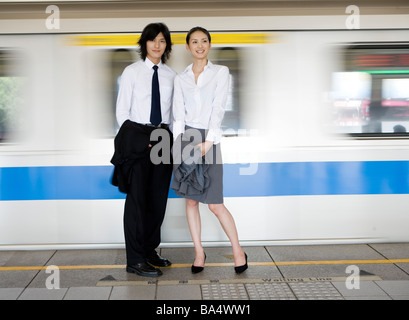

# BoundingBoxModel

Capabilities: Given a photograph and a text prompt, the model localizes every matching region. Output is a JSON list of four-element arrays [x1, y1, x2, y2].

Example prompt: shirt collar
[[145, 57, 163, 69], [184, 60, 214, 73], [205, 60, 214, 70]]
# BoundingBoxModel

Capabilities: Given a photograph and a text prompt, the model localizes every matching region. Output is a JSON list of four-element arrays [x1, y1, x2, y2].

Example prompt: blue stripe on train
[[1, 161, 409, 201]]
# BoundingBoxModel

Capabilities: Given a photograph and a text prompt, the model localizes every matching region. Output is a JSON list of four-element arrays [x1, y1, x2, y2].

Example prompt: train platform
[[1, 243, 409, 303]]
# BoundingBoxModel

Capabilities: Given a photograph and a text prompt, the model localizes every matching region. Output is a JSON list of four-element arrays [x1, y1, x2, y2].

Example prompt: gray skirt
[[171, 127, 223, 204]]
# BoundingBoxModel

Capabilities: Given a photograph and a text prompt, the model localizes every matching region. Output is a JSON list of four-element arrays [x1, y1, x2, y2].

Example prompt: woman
[[172, 27, 247, 274]]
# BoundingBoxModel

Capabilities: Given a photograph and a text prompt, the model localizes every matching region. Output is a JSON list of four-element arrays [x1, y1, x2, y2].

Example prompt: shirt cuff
[[172, 121, 185, 140], [205, 128, 222, 145]]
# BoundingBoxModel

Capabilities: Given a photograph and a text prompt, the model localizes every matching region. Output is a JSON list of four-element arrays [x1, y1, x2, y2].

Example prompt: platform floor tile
[[110, 285, 156, 300], [375, 280, 409, 297], [201, 283, 248, 300], [157, 284, 202, 300], [332, 280, 390, 299], [64, 286, 112, 300], [245, 283, 296, 300], [0, 288, 24, 300], [18, 288, 68, 300], [288, 282, 344, 300]]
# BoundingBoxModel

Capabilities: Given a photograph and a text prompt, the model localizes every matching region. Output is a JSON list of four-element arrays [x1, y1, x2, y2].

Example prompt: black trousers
[[123, 127, 173, 265]]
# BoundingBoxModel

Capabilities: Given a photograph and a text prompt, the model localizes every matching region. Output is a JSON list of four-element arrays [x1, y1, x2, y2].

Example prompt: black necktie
[[150, 65, 162, 126]]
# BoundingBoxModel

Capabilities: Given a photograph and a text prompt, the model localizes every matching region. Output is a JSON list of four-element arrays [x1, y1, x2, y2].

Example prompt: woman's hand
[[197, 141, 213, 157]]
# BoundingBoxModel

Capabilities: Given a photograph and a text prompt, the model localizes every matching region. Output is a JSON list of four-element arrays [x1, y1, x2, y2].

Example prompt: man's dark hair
[[138, 22, 172, 63], [186, 26, 211, 44]]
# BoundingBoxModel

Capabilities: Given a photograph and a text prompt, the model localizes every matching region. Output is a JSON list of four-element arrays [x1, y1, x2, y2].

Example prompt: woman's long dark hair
[[138, 22, 172, 63]]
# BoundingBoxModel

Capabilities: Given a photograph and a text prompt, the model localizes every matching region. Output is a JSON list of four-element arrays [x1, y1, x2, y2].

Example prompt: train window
[[213, 47, 241, 135], [332, 43, 409, 138], [0, 50, 25, 142], [331, 72, 371, 133], [381, 78, 409, 133]]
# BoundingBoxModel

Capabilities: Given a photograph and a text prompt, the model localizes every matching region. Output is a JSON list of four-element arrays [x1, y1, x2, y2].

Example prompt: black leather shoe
[[234, 253, 248, 274], [147, 251, 172, 267], [126, 263, 163, 277]]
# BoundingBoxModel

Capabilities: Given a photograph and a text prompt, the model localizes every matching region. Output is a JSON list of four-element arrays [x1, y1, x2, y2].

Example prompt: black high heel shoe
[[234, 253, 248, 274], [191, 253, 206, 274]]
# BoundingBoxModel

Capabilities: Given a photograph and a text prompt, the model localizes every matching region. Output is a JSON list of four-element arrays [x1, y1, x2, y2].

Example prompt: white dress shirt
[[172, 61, 229, 144], [116, 58, 177, 128]]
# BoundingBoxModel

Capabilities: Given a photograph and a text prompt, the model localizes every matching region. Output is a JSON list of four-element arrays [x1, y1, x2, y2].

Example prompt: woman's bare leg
[[208, 203, 246, 266], [186, 199, 206, 266]]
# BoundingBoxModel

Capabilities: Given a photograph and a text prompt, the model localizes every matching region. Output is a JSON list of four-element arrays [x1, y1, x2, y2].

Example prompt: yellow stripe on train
[[68, 33, 273, 46]]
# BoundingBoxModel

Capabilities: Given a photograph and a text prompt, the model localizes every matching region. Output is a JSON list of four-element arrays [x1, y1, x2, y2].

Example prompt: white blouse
[[172, 61, 229, 144]]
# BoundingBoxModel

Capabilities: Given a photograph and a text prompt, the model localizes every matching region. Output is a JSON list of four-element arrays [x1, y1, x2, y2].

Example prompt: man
[[115, 23, 176, 277]]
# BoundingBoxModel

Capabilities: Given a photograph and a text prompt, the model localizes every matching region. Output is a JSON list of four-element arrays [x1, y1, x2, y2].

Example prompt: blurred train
[[1, 1, 409, 250]]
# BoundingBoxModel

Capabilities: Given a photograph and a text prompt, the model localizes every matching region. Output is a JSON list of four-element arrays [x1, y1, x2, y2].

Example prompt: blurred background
[[0, 0, 409, 249]]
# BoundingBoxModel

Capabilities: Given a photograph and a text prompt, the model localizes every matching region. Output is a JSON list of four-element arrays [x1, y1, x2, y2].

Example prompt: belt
[[141, 123, 169, 130]]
